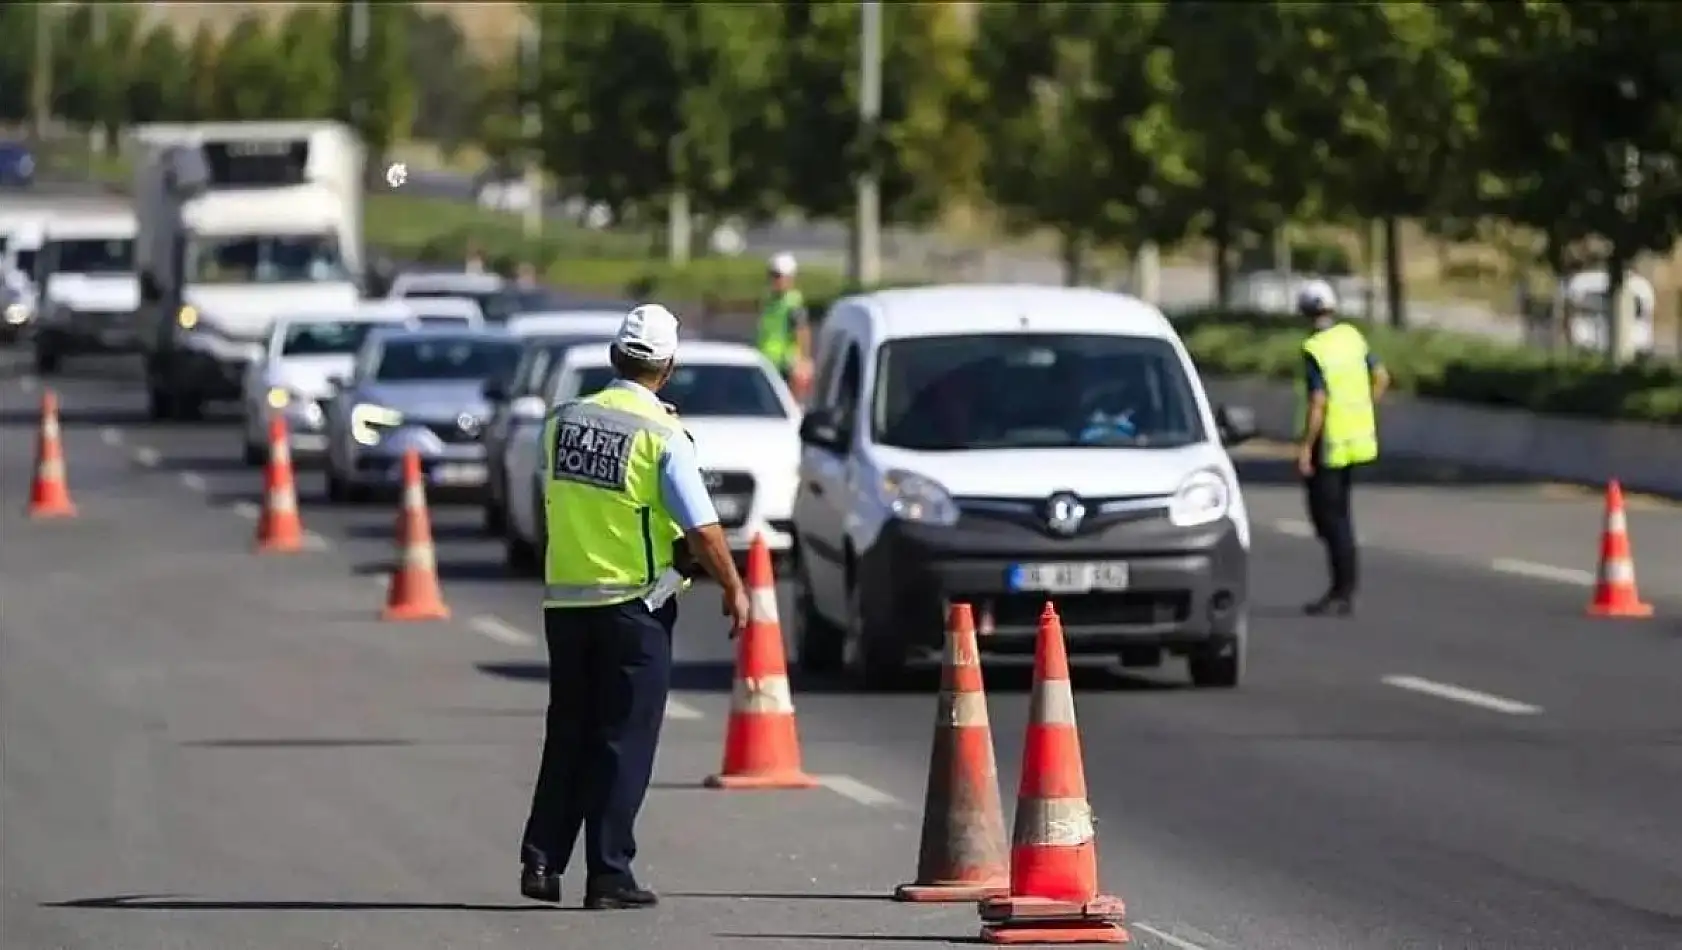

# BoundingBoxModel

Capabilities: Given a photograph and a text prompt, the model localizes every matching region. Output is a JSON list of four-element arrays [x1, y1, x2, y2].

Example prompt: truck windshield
[[47, 238, 134, 274], [872, 333, 1206, 451], [189, 233, 348, 284]]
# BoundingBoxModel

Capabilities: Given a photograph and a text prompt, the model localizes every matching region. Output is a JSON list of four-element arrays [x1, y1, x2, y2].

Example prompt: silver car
[[322, 327, 523, 502]]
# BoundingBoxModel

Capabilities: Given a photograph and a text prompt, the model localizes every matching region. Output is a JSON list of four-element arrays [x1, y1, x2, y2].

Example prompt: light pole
[[851, 1, 883, 288]]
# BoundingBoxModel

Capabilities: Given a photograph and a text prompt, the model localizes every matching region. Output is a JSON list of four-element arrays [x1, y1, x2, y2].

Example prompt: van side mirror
[[799, 408, 844, 451], [1216, 404, 1258, 446]]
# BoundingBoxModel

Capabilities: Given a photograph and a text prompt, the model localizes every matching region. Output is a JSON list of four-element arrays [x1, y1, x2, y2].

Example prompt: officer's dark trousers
[[521, 598, 674, 885], [1303, 463, 1359, 598]]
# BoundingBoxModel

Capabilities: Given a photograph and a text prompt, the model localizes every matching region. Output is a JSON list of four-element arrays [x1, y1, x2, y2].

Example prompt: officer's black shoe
[[1302, 595, 1354, 617], [520, 865, 561, 903], [584, 880, 658, 910]]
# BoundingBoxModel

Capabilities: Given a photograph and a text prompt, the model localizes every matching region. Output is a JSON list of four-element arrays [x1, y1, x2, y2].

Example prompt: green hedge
[[1175, 309, 1682, 426]]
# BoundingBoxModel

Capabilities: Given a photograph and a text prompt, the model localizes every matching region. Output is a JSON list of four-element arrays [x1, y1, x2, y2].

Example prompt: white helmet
[[768, 251, 798, 277], [1296, 279, 1337, 316]]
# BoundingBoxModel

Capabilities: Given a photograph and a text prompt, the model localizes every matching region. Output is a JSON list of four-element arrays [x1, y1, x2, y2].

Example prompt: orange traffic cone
[[704, 534, 818, 790], [979, 604, 1126, 945], [382, 449, 451, 622], [255, 416, 305, 553], [1587, 480, 1652, 619], [26, 389, 77, 519], [895, 602, 1010, 902]]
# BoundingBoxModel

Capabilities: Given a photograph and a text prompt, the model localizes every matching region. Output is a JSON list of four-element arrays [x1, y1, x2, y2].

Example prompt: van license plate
[[1008, 562, 1129, 593], [433, 463, 486, 486]]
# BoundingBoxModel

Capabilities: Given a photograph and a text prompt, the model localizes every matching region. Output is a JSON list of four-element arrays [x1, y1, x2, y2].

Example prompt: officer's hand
[[723, 584, 751, 639], [1296, 447, 1315, 478]]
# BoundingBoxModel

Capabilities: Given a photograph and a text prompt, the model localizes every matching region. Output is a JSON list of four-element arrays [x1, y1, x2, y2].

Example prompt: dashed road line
[[469, 614, 536, 647], [1381, 675, 1542, 716], [302, 531, 331, 551], [1272, 518, 1315, 538], [1133, 922, 1222, 950], [817, 774, 904, 808], [663, 697, 705, 721], [1490, 557, 1595, 587], [178, 471, 207, 492], [230, 501, 261, 520], [132, 446, 160, 468], [99, 427, 123, 447]]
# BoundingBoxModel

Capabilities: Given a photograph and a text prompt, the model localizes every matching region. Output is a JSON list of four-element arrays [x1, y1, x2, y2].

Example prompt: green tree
[[404, 5, 485, 152], [1297, 2, 1477, 327], [126, 26, 191, 125], [211, 16, 287, 120], [0, 6, 42, 122], [1157, 0, 1316, 304], [273, 5, 340, 121], [337, 0, 415, 164], [180, 26, 223, 122]]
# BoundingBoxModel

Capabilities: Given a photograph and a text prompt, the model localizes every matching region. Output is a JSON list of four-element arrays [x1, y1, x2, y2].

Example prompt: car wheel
[[175, 391, 204, 421], [793, 554, 844, 675], [32, 346, 59, 374], [325, 465, 348, 503], [843, 577, 907, 690], [483, 495, 506, 535], [1187, 615, 1246, 689], [242, 435, 267, 467], [505, 526, 540, 576]]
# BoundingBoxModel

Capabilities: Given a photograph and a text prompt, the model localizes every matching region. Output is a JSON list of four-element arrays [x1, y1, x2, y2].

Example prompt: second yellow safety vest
[[1298, 323, 1379, 469], [541, 385, 684, 608]]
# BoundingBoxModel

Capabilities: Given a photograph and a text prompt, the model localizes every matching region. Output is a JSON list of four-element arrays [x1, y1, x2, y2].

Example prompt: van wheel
[[844, 580, 907, 690], [793, 560, 843, 675], [1187, 618, 1246, 689]]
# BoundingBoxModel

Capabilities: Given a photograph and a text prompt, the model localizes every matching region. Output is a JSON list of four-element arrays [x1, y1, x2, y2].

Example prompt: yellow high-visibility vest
[[1298, 323, 1379, 468]]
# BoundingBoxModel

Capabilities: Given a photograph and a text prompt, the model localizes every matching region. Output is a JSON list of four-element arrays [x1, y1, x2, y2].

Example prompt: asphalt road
[[4, 338, 1680, 950]]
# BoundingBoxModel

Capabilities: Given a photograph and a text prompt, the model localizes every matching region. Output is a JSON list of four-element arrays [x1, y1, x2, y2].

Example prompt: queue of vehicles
[[6, 121, 1269, 691]]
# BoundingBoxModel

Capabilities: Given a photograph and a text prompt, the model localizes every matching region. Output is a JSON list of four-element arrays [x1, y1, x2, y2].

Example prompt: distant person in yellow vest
[[758, 252, 812, 398], [519, 304, 749, 909], [1295, 280, 1388, 616]]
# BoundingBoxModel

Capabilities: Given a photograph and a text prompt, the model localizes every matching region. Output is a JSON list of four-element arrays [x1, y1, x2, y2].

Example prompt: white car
[[789, 285, 1259, 689], [503, 310, 627, 339], [502, 341, 802, 574], [240, 301, 415, 465], [386, 270, 505, 310], [403, 295, 485, 329]]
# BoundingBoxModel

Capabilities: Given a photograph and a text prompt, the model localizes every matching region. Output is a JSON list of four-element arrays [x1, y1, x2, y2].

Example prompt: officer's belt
[[543, 580, 658, 606]]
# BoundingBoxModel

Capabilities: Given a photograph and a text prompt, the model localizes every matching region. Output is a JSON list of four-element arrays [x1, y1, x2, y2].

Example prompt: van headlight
[[3, 302, 28, 325], [351, 403, 404, 446], [1168, 469, 1231, 528], [879, 469, 959, 526]]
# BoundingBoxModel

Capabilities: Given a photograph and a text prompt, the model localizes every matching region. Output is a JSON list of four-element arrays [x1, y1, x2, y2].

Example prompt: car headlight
[[878, 469, 960, 526], [350, 403, 404, 446], [1168, 469, 1231, 528], [266, 386, 293, 410], [3, 302, 28, 325]]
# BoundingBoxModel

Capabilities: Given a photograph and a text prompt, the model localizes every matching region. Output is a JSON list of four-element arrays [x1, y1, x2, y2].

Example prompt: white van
[[790, 285, 1257, 689]]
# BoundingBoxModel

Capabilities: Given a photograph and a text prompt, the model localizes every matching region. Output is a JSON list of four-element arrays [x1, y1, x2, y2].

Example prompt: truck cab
[[133, 122, 366, 420]]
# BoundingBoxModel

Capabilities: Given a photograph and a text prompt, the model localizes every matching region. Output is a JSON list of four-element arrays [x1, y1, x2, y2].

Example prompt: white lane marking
[[1133, 922, 1222, 950], [230, 501, 261, 520], [99, 427, 123, 447], [302, 531, 331, 551], [178, 471, 206, 492], [1273, 518, 1315, 538], [664, 697, 704, 721], [19, 375, 36, 393], [1381, 675, 1542, 716], [817, 774, 903, 808], [133, 446, 160, 468], [469, 615, 536, 647], [1490, 558, 1595, 587]]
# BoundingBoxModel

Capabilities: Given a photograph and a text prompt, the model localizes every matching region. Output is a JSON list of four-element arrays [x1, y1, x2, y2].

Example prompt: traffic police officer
[[1295, 280, 1389, 616], [519, 304, 751, 909], [757, 252, 812, 392]]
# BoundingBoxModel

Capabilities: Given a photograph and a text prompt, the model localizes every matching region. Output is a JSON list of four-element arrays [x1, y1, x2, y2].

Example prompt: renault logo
[[456, 412, 482, 436], [1045, 492, 1086, 536]]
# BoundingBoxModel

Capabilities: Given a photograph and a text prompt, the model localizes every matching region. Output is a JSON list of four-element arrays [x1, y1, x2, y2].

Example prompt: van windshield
[[48, 238, 134, 274], [872, 333, 1205, 451]]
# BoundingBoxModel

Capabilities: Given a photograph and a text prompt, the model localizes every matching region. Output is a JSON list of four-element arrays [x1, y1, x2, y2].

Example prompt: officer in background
[[1295, 280, 1389, 616], [520, 304, 751, 909], [757, 252, 812, 393]]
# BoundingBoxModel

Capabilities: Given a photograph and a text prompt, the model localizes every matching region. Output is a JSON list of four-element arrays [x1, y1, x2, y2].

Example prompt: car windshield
[[373, 337, 522, 382], [189, 233, 348, 284], [575, 363, 786, 418], [872, 333, 1205, 450], [280, 320, 382, 356], [488, 288, 567, 321], [48, 237, 134, 274]]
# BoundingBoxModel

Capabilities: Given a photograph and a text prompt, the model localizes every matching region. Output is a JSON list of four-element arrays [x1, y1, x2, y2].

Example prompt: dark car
[[479, 332, 615, 533], [0, 144, 35, 188]]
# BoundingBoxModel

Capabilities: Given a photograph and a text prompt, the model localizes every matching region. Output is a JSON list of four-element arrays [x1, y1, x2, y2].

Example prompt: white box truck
[[132, 121, 367, 419]]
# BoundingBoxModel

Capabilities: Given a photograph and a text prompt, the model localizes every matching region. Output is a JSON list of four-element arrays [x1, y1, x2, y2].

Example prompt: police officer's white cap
[[768, 252, 798, 277], [1296, 279, 1337, 315], [615, 304, 680, 362]]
